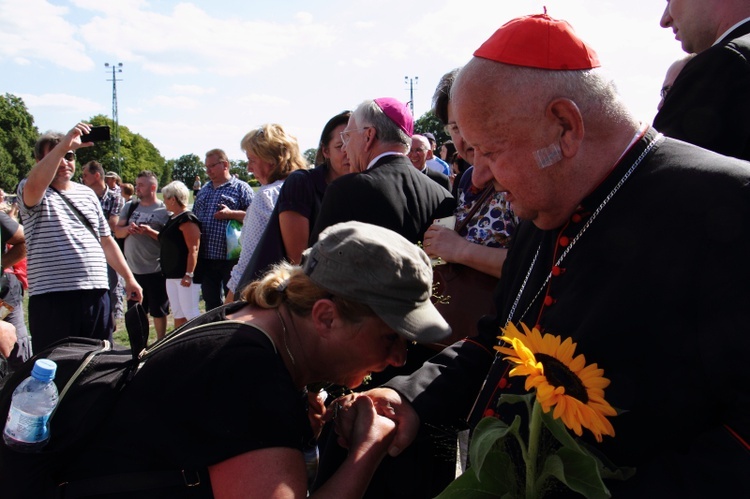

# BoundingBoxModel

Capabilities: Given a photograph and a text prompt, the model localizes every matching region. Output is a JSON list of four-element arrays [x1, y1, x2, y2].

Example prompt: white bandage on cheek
[[533, 143, 563, 169]]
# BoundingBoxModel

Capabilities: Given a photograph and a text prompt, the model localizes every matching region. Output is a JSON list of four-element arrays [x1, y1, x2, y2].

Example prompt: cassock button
[[552, 266, 564, 276], [571, 213, 582, 223], [559, 235, 570, 247], [544, 295, 555, 307]]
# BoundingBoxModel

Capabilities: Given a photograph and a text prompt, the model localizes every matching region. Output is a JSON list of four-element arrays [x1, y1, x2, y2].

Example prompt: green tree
[[170, 154, 205, 186], [230, 159, 259, 186], [75, 115, 166, 184], [414, 110, 449, 145], [0, 93, 38, 192], [303, 148, 317, 166]]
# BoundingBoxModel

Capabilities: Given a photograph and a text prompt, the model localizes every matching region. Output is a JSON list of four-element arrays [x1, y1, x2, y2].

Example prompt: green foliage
[[231, 159, 259, 186], [74, 114, 166, 184], [414, 110, 449, 145], [0, 93, 38, 192], [303, 147, 317, 166], [170, 154, 204, 187], [438, 392, 623, 498]]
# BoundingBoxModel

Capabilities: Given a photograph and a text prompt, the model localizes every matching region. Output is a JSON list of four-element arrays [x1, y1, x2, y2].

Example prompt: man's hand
[[214, 204, 232, 220], [329, 387, 420, 457], [125, 279, 144, 303]]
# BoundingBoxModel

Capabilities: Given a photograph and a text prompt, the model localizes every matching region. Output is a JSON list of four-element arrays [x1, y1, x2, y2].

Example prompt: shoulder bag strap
[[455, 184, 495, 234], [49, 186, 99, 242]]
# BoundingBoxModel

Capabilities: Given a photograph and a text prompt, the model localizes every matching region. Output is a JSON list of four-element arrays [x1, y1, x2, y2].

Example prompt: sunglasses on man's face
[[63, 152, 76, 162]]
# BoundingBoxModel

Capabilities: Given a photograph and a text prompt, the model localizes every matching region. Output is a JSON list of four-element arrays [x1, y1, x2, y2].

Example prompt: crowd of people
[[1, 2, 749, 497]]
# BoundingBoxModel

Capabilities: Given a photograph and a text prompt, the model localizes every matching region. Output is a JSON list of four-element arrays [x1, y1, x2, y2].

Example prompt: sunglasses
[[63, 152, 76, 162]]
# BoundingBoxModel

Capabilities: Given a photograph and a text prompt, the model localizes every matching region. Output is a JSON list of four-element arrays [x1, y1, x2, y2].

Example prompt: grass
[[111, 300, 208, 349], [22, 280, 208, 352], [18, 189, 222, 351]]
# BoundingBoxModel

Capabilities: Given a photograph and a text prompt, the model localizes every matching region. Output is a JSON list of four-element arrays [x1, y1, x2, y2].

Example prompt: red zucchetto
[[474, 13, 600, 70]]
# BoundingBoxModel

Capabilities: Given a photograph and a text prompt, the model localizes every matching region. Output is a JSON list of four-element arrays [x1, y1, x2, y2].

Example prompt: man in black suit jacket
[[654, 1, 750, 161], [408, 134, 452, 191], [309, 98, 454, 244], [309, 97, 455, 498]]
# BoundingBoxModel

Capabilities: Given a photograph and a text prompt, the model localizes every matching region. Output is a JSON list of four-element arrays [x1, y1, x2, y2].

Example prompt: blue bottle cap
[[31, 359, 57, 382]]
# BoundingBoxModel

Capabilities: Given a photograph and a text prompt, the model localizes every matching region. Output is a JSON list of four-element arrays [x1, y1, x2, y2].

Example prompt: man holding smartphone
[[17, 122, 142, 352]]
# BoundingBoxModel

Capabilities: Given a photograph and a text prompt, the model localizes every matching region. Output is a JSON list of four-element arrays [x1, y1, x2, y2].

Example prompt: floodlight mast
[[105, 62, 123, 174]]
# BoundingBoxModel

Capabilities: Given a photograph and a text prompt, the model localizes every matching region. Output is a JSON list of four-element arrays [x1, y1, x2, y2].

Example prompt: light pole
[[105, 62, 123, 174], [404, 76, 418, 115]]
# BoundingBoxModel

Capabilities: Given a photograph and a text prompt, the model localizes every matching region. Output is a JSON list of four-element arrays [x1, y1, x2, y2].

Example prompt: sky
[[0, 0, 685, 163]]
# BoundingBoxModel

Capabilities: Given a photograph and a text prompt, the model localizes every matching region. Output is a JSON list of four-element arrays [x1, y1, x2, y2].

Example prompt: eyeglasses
[[660, 85, 673, 100], [206, 160, 225, 169], [408, 148, 428, 155], [443, 123, 459, 135], [340, 126, 372, 146], [63, 152, 76, 162]]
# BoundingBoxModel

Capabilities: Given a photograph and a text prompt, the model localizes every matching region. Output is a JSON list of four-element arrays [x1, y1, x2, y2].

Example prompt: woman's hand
[[423, 224, 468, 263]]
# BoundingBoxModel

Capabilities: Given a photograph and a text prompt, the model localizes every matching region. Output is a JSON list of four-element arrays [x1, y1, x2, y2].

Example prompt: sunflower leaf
[[540, 405, 583, 451], [497, 392, 536, 411], [469, 416, 522, 475], [541, 447, 611, 499], [436, 444, 518, 498]]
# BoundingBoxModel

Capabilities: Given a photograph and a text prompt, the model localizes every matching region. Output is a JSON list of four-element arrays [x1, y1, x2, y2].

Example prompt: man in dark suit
[[309, 98, 454, 244], [408, 134, 451, 191], [309, 98, 455, 497], [654, 0, 750, 161]]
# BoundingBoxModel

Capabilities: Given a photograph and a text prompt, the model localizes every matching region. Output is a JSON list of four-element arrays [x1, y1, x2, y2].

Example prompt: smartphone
[[81, 125, 111, 143], [433, 215, 456, 230]]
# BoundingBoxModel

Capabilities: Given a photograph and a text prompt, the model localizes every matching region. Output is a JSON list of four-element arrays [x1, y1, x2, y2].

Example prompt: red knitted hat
[[474, 13, 600, 70]]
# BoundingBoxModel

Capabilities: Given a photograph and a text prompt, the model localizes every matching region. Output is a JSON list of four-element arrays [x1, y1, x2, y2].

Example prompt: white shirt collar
[[366, 151, 404, 170], [714, 16, 750, 46]]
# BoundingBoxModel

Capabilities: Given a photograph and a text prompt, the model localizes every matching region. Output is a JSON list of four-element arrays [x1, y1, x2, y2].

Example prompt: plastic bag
[[226, 219, 242, 260]]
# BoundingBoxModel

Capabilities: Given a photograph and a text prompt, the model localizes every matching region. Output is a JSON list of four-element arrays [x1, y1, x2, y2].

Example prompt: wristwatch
[[185, 272, 194, 278]]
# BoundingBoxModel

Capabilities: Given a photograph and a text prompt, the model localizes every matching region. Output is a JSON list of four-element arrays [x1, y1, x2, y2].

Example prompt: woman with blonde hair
[[233, 111, 352, 289], [226, 124, 306, 301], [159, 180, 202, 327]]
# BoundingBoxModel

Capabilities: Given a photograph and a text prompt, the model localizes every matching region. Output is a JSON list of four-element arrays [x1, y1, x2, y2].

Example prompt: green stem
[[526, 400, 543, 499]]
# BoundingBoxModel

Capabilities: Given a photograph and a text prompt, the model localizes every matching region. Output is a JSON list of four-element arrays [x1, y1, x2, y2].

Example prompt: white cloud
[[0, 0, 93, 69], [18, 92, 102, 113], [148, 95, 199, 110], [0, 0, 688, 161], [171, 84, 216, 96], [237, 94, 291, 107]]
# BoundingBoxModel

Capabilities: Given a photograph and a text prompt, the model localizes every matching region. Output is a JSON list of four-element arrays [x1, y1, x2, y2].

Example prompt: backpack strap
[[58, 468, 208, 497], [125, 199, 140, 223]]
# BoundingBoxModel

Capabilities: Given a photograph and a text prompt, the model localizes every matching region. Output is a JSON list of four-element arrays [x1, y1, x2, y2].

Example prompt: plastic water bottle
[[3, 359, 59, 452]]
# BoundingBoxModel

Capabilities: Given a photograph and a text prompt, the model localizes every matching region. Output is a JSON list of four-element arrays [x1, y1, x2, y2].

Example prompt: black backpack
[[0, 304, 236, 498]]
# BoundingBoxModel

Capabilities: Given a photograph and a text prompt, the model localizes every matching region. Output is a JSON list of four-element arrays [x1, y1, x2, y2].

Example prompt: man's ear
[[547, 98, 584, 158], [362, 127, 377, 153], [311, 299, 337, 337]]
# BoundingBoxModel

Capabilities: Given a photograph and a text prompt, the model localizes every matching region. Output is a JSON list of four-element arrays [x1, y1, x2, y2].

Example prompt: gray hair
[[34, 131, 64, 161], [352, 100, 411, 152], [454, 58, 631, 129], [161, 180, 190, 208]]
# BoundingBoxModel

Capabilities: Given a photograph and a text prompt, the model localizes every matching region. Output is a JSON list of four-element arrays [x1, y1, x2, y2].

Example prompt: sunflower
[[495, 322, 617, 442]]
